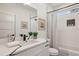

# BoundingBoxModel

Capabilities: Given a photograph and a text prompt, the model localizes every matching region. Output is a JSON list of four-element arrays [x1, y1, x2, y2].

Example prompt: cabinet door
[[15, 43, 49, 56], [36, 45, 49, 56]]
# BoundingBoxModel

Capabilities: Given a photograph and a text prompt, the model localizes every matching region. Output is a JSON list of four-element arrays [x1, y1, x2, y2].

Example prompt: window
[[67, 19, 75, 27]]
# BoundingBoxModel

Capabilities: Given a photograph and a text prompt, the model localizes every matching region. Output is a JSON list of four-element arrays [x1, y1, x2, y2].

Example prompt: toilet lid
[[49, 48, 58, 53]]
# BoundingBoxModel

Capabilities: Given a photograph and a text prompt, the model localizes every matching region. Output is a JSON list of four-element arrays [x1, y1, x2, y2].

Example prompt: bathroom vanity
[[0, 38, 49, 56], [13, 38, 49, 56]]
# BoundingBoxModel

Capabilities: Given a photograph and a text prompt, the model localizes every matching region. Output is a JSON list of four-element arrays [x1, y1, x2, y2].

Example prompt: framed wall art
[[21, 21, 28, 29], [38, 18, 46, 31]]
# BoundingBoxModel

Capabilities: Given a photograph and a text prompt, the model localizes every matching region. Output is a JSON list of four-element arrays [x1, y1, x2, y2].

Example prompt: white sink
[[20, 39, 39, 46], [7, 39, 40, 47]]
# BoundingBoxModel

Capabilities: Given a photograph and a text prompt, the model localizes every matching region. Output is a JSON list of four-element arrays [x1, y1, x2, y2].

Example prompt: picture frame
[[21, 21, 28, 29], [38, 18, 46, 31]]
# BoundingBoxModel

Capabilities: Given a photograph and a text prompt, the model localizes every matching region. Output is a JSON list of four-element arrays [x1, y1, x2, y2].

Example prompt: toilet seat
[[49, 48, 59, 56]]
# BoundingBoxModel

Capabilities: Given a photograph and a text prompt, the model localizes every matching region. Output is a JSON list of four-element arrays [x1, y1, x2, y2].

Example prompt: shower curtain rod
[[47, 3, 79, 14], [30, 16, 37, 19]]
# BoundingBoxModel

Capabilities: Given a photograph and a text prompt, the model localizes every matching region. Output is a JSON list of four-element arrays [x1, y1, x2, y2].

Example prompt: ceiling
[[47, 3, 65, 7], [47, 3, 74, 10]]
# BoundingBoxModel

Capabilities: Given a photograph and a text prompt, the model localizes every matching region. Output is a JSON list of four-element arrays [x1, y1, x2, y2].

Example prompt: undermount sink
[[20, 39, 39, 46], [7, 39, 40, 47]]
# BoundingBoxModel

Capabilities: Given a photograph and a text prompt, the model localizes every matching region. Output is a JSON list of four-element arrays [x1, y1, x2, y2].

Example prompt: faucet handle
[[20, 34, 23, 37], [8, 34, 15, 42], [11, 34, 15, 36]]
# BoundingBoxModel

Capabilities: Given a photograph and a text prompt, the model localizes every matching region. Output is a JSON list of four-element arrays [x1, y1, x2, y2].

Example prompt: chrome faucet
[[20, 34, 28, 42], [8, 34, 15, 42]]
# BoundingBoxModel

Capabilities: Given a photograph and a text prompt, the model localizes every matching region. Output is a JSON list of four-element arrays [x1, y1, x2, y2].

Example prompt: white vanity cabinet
[[14, 42, 49, 56]]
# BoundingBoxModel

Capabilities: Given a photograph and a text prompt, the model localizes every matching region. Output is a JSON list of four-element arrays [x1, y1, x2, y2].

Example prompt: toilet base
[[49, 48, 59, 56]]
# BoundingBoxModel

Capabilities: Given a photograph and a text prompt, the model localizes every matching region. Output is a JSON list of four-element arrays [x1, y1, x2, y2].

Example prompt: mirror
[[0, 3, 37, 43], [19, 4, 37, 35], [0, 12, 15, 38]]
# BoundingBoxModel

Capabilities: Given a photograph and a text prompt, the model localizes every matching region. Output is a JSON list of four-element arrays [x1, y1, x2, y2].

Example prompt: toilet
[[49, 48, 59, 56]]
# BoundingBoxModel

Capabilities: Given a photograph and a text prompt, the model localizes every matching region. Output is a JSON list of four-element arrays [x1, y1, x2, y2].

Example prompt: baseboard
[[59, 47, 79, 56]]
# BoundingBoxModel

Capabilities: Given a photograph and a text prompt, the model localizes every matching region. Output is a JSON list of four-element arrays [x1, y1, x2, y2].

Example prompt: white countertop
[[0, 38, 47, 56], [13, 38, 47, 54], [0, 45, 20, 56]]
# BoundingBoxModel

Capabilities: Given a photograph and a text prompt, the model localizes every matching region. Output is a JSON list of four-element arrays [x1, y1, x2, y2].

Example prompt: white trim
[[59, 47, 79, 56]]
